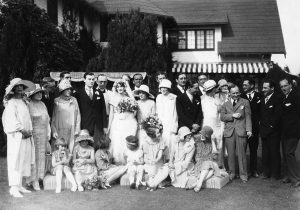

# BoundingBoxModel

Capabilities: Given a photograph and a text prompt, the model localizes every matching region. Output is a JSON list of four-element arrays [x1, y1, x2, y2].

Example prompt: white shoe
[[70, 185, 77, 192], [55, 188, 61, 193], [78, 186, 84, 192], [33, 181, 41, 191], [10, 187, 23, 198], [19, 186, 31, 193]]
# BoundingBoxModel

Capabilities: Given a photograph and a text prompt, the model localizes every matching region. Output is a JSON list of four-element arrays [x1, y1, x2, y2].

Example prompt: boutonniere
[[285, 103, 291, 107], [96, 97, 101, 100], [269, 105, 273, 108], [73, 90, 76, 94], [257, 100, 261, 103], [95, 91, 99, 95], [195, 100, 201, 105], [240, 105, 244, 110]]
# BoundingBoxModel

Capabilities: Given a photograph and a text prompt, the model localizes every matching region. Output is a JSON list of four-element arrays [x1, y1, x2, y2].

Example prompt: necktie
[[233, 100, 237, 107], [88, 89, 93, 100], [248, 93, 252, 101]]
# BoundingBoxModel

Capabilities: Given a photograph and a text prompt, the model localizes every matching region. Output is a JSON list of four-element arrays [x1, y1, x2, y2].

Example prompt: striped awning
[[172, 62, 270, 74]]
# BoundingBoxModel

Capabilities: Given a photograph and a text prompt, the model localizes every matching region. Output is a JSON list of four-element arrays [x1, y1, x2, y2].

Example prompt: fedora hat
[[203, 80, 217, 92], [159, 79, 172, 89], [133, 85, 154, 99], [55, 138, 67, 146], [5, 78, 35, 96], [27, 84, 45, 98], [75, 129, 94, 143], [58, 80, 72, 93]]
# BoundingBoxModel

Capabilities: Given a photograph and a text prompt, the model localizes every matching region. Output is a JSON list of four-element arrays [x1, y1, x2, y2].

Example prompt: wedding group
[[2, 70, 300, 198]]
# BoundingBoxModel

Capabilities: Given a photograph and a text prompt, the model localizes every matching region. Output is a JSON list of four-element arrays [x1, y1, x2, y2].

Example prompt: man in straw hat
[[2, 78, 36, 197], [220, 85, 252, 183]]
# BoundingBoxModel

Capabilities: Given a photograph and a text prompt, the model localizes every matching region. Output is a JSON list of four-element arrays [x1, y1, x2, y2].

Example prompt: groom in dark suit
[[176, 80, 203, 131], [76, 72, 108, 147]]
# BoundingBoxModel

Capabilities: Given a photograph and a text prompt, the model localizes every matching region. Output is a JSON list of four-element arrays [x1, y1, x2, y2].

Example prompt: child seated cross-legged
[[95, 136, 127, 188], [124, 135, 144, 190], [51, 138, 77, 193]]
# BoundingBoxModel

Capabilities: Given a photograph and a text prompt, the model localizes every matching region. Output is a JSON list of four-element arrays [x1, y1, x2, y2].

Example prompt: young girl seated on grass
[[124, 135, 144, 190], [95, 136, 127, 188], [51, 138, 77, 193]]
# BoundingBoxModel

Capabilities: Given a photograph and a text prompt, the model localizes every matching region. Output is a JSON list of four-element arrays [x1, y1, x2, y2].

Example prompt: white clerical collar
[[177, 84, 185, 93]]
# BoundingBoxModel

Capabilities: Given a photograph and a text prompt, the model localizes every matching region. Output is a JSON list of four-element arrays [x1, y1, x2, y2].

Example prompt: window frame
[[168, 29, 215, 51]]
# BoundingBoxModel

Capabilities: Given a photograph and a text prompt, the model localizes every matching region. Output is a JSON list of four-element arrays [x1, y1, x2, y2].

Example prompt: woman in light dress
[[156, 79, 178, 159], [2, 78, 36, 198], [51, 80, 81, 153], [133, 85, 156, 146], [108, 80, 138, 165], [27, 84, 51, 190], [201, 80, 222, 154], [72, 130, 98, 191]]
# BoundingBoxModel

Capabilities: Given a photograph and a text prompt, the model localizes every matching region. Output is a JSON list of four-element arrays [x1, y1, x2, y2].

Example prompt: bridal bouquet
[[82, 176, 106, 190], [141, 114, 163, 131], [117, 98, 139, 113]]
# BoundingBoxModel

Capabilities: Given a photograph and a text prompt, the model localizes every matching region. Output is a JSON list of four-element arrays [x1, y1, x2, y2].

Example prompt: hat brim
[[28, 88, 45, 97], [59, 86, 72, 93], [204, 85, 217, 92], [75, 136, 94, 143], [159, 86, 171, 90], [133, 89, 154, 99], [5, 80, 35, 96]]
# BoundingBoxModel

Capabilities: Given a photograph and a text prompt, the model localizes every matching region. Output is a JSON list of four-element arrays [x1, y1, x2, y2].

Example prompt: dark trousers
[[247, 132, 259, 173], [93, 124, 104, 149], [282, 137, 300, 182], [261, 133, 281, 178]]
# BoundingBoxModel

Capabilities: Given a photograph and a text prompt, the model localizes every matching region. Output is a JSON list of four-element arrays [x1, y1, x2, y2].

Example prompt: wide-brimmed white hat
[[27, 84, 45, 97], [58, 80, 72, 93], [218, 79, 228, 87], [5, 78, 35, 96], [203, 80, 217, 92], [178, 126, 192, 140], [159, 79, 172, 89], [133, 85, 154, 99], [75, 129, 94, 143]]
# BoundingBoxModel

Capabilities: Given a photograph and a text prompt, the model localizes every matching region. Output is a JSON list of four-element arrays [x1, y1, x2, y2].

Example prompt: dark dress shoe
[[130, 183, 135, 189], [251, 172, 259, 178], [290, 182, 300, 188], [282, 177, 292, 183]]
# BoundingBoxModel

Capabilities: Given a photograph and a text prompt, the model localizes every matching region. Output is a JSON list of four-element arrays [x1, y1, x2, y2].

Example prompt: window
[[168, 29, 215, 51]]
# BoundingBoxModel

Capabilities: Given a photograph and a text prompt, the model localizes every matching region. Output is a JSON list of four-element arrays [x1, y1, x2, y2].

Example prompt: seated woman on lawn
[[51, 138, 77, 193], [193, 126, 223, 192], [145, 126, 197, 190], [72, 130, 97, 192], [140, 115, 166, 190], [95, 136, 127, 188]]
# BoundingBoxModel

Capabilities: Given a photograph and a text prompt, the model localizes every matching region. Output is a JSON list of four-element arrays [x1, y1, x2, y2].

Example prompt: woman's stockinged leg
[[194, 169, 213, 192], [55, 166, 63, 193], [63, 166, 77, 191]]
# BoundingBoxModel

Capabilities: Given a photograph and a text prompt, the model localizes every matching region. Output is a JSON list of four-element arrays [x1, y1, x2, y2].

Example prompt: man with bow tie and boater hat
[[76, 72, 108, 148], [241, 78, 262, 178], [260, 79, 282, 180], [279, 77, 300, 188], [221, 85, 252, 183]]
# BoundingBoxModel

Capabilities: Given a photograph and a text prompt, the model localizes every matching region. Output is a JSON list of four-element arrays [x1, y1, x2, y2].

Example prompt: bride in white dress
[[108, 80, 138, 165]]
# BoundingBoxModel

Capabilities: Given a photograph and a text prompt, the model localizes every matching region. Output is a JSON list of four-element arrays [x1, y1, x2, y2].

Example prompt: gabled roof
[[150, 0, 286, 54], [83, 0, 169, 17]]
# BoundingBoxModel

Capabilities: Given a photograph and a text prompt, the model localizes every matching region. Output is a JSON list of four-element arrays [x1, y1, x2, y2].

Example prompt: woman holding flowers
[[108, 80, 138, 165]]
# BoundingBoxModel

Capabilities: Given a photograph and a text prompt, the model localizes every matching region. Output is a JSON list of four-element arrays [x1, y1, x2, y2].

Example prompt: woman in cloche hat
[[51, 80, 81, 153], [72, 129, 97, 192], [134, 84, 156, 144], [2, 78, 36, 197], [27, 84, 51, 191]]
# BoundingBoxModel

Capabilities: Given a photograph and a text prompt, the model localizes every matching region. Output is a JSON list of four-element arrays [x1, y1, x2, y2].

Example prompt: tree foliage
[[104, 10, 172, 88], [0, 0, 84, 88]]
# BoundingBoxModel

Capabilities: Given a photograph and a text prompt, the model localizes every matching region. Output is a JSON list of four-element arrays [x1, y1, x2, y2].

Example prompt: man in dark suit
[[76, 72, 108, 147], [279, 77, 300, 188], [260, 79, 282, 180], [176, 80, 203, 131], [172, 73, 187, 96], [241, 78, 262, 177], [221, 85, 252, 183]]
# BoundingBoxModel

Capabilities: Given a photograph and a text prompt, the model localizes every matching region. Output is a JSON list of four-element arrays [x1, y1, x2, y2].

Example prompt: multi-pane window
[[168, 29, 215, 50]]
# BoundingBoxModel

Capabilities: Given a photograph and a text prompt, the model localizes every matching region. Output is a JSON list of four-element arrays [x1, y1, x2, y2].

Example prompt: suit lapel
[[183, 93, 193, 106], [234, 99, 243, 111]]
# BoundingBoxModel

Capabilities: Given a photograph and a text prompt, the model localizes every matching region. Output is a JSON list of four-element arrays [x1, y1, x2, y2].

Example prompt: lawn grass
[[0, 158, 299, 210]]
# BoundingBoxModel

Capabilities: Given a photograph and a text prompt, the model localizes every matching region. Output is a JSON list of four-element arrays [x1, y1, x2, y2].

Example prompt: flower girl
[[51, 138, 77, 193]]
